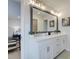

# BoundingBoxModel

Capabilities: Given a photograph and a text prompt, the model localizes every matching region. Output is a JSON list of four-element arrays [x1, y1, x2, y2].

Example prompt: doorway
[[8, 0, 21, 59]]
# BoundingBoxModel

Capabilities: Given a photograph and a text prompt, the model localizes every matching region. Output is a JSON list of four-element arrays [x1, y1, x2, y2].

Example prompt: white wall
[[8, 0, 20, 17], [58, 4, 70, 51], [21, 0, 31, 59]]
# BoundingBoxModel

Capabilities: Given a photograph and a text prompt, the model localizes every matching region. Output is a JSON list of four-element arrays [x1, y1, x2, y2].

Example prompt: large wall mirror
[[30, 6, 60, 34]]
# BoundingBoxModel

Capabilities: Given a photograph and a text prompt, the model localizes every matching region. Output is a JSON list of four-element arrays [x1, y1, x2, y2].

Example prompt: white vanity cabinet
[[29, 34, 67, 59], [53, 36, 65, 58], [38, 39, 53, 59]]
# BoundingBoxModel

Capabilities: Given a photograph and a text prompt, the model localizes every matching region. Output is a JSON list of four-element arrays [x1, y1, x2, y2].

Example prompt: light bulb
[[57, 13, 62, 17], [55, 12, 62, 17], [50, 10, 54, 14], [29, 0, 35, 5]]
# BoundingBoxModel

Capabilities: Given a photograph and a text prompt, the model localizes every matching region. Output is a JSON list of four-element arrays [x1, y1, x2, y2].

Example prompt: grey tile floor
[[8, 49, 69, 59], [55, 51, 70, 59], [8, 49, 20, 59]]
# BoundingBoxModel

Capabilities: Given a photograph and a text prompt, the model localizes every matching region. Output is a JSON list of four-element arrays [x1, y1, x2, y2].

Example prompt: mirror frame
[[29, 6, 60, 34]]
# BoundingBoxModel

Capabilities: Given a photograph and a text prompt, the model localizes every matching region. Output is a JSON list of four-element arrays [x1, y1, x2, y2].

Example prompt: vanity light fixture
[[41, 5, 46, 10], [29, 0, 34, 4], [50, 10, 55, 14], [29, 0, 61, 17], [29, 0, 46, 10], [50, 10, 62, 17], [29, 0, 40, 6], [56, 12, 62, 17]]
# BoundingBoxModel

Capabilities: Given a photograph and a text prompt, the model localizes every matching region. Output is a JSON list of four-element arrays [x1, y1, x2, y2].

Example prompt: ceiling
[[40, 0, 70, 12], [12, 0, 70, 13]]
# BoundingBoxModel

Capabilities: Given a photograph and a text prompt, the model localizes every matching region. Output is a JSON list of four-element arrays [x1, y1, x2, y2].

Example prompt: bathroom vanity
[[29, 33, 67, 59]]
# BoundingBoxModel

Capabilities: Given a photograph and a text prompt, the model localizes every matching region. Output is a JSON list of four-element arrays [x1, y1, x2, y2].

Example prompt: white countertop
[[31, 33, 67, 42]]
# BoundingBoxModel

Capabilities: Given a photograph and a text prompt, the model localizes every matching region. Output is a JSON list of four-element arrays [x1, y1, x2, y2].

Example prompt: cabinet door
[[56, 38, 61, 56], [60, 37, 64, 52], [55, 36, 66, 56], [39, 40, 53, 59], [52, 38, 57, 58], [59, 36, 66, 52], [61, 35, 67, 50]]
